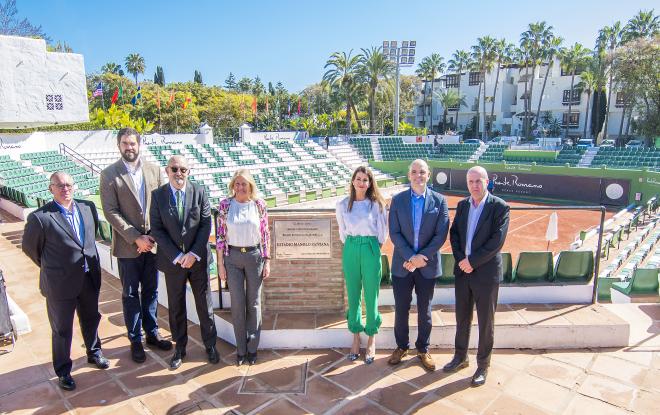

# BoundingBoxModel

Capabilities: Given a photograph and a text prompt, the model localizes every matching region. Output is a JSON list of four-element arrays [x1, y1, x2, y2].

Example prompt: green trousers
[[342, 235, 382, 336]]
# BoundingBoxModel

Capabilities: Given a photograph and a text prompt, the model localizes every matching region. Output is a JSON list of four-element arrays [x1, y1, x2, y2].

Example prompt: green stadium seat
[[437, 253, 455, 285], [553, 251, 594, 283], [99, 220, 112, 242], [611, 268, 659, 297], [502, 252, 513, 282], [512, 252, 553, 282], [381, 254, 391, 286]]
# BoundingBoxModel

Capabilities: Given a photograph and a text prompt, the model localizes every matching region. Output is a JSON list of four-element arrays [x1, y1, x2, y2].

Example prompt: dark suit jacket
[[149, 181, 212, 275], [388, 187, 449, 278], [450, 193, 510, 280], [100, 159, 164, 258], [22, 199, 102, 300]]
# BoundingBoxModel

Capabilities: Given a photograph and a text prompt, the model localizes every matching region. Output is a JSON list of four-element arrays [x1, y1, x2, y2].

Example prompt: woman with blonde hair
[[216, 169, 271, 365], [336, 166, 387, 363]]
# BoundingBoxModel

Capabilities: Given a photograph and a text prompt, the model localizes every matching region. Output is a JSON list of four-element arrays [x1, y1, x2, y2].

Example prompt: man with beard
[[100, 128, 172, 363]]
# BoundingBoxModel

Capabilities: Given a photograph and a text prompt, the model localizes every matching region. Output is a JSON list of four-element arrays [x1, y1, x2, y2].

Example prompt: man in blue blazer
[[444, 166, 509, 387], [388, 159, 449, 371]]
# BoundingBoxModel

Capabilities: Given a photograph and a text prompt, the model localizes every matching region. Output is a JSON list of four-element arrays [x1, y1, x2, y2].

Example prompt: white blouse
[[335, 197, 388, 244], [226, 199, 261, 247]]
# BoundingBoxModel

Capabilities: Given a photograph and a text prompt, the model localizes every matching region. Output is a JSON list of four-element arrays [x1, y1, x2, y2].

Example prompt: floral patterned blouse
[[216, 197, 270, 258]]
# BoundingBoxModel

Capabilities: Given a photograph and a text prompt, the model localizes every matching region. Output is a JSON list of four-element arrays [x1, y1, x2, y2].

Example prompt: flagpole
[[101, 82, 106, 110]]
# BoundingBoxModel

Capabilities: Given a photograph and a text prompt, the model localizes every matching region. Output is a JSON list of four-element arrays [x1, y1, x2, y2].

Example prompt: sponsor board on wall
[[432, 168, 630, 205]]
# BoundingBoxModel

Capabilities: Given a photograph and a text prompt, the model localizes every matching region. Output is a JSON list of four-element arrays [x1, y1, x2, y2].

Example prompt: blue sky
[[18, 0, 658, 92]]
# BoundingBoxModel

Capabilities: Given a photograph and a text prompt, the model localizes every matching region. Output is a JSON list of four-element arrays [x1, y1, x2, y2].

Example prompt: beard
[[121, 149, 139, 162]]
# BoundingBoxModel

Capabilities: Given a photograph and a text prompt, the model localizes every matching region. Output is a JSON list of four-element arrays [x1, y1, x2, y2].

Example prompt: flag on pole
[[168, 90, 175, 105], [251, 96, 257, 115], [155, 88, 161, 109], [93, 82, 103, 97], [118, 83, 123, 103], [131, 85, 142, 106], [111, 87, 119, 105], [545, 211, 559, 250], [182, 95, 191, 109], [297, 98, 301, 115]]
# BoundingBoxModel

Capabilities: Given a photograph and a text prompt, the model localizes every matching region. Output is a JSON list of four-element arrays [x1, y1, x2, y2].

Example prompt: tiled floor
[[1, 209, 660, 414]]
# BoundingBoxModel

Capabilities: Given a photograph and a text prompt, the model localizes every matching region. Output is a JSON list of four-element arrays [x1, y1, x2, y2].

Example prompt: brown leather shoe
[[418, 352, 436, 371], [388, 347, 408, 365]]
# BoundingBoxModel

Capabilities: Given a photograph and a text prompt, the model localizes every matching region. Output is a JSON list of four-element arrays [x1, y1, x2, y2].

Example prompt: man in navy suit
[[443, 166, 509, 387], [388, 159, 449, 371]]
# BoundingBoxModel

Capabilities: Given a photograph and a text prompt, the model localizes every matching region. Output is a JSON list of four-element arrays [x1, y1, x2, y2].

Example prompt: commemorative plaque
[[274, 219, 332, 259]]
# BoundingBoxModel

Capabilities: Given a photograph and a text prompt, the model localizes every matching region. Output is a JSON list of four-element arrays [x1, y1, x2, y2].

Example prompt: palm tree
[[101, 62, 124, 76], [597, 22, 622, 140], [323, 50, 362, 135], [534, 36, 564, 128], [447, 50, 471, 132], [513, 45, 533, 139], [488, 40, 515, 138], [416, 53, 446, 133], [359, 47, 393, 133], [622, 10, 660, 43], [436, 90, 466, 133], [471, 36, 497, 140], [578, 70, 597, 138], [559, 43, 591, 138], [125, 53, 145, 85], [521, 22, 554, 135]]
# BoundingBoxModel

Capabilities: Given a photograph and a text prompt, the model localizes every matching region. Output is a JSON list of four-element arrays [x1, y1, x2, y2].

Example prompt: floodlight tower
[[382, 40, 416, 135]]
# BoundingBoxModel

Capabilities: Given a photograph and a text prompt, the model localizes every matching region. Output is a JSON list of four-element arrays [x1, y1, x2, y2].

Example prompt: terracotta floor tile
[[321, 351, 392, 392], [413, 397, 475, 415], [503, 373, 572, 414], [331, 397, 390, 415], [483, 393, 552, 415], [526, 356, 586, 389], [0, 361, 49, 395], [274, 313, 316, 329], [542, 349, 595, 370], [186, 362, 244, 396], [117, 361, 181, 395], [494, 306, 527, 325], [137, 383, 203, 415], [632, 389, 660, 415], [315, 312, 347, 329], [66, 380, 131, 415], [290, 375, 349, 414], [590, 355, 647, 387], [603, 348, 655, 367], [252, 398, 308, 415], [241, 358, 307, 393], [31, 401, 72, 415], [65, 360, 114, 395], [491, 349, 540, 371], [641, 368, 660, 393], [563, 394, 630, 415], [442, 381, 502, 414], [290, 348, 344, 374], [213, 381, 272, 414], [364, 373, 429, 414], [577, 373, 635, 409], [516, 307, 571, 326], [0, 381, 61, 414]]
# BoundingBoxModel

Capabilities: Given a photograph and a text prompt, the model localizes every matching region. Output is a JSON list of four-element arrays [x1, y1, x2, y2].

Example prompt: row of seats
[[592, 147, 660, 169]]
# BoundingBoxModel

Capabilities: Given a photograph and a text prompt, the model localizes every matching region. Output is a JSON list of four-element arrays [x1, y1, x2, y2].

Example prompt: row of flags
[[93, 82, 305, 116]]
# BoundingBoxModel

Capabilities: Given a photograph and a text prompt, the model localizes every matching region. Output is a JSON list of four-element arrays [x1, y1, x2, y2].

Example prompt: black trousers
[[454, 272, 499, 368], [392, 269, 436, 353], [164, 266, 217, 351], [46, 273, 102, 377], [117, 252, 159, 342]]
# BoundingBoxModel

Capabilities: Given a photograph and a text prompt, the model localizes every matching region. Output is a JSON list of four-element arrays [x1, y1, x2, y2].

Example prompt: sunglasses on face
[[169, 167, 188, 173]]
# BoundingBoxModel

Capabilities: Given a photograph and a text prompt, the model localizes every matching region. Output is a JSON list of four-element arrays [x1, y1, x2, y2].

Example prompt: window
[[447, 103, 459, 111], [562, 89, 581, 105], [46, 94, 63, 111], [615, 92, 630, 108], [561, 67, 584, 76], [562, 112, 580, 128], [468, 71, 483, 86], [445, 74, 459, 88]]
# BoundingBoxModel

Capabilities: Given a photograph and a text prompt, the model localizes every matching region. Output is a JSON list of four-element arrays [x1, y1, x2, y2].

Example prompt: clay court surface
[[381, 195, 614, 264]]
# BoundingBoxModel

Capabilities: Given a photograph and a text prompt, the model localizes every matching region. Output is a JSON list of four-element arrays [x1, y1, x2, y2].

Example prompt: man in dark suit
[[100, 128, 172, 363], [444, 166, 509, 387], [149, 155, 218, 370], [388, 159, 449, 371], [22, 172, 109, 391]]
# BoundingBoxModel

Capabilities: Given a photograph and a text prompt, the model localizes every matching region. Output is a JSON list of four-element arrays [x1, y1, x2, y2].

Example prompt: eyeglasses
[[51, 183, 73, 189], [169, 167, 188, 174]]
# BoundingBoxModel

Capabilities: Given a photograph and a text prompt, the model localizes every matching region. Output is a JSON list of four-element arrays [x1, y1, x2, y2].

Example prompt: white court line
[[508, 213, 550, 234]]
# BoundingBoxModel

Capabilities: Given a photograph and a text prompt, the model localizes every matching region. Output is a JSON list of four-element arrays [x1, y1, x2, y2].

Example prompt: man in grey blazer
[[150, 155, 218, 370], [100, 128, 172, 363], [388, 159, 449, 371], [22, 172, 109, 391]]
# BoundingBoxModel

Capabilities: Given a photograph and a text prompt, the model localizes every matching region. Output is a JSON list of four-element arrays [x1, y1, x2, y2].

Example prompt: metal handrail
[[58, 143, 102, 176]]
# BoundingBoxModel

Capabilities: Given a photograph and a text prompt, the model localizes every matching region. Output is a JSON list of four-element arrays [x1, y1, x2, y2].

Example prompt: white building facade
[[0, 35, 89, 129], [415, 58, 628, 140]]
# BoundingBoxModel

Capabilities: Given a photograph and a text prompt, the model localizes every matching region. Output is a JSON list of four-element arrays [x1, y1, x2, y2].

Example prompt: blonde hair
[[228, 168, 259, 200]]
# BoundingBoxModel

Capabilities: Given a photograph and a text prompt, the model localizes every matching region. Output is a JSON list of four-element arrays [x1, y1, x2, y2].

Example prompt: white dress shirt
[[336, 198, 388, 244]]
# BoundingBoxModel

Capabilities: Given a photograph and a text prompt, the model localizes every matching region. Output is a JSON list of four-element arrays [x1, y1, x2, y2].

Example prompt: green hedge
[[503, 150, 558, 160]]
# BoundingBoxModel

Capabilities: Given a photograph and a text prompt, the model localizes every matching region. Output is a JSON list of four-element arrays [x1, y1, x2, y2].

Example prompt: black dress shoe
[[247, 352, 257, 365], [236, 354, 246, 366], [170, 349, 186, 370], [58, 374, 76, 391], [442, 356, 469, 373], [87, 354, 110, 369], [471, 367, 488, 387], [130, 342, 146, 363], [206, 345, 219, 364], [146, 335, 173, 351]]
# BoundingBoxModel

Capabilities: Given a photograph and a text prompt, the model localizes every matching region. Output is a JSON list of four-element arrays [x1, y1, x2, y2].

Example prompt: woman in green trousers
[[336, 166, 387, 364]]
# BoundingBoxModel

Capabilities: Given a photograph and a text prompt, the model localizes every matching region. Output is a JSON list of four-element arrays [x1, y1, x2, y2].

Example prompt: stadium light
[[383, 40, 416, 135]]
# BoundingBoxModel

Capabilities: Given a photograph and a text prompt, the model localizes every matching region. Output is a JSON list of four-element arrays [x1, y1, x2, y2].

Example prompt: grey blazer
[[388, 187, 450, 279], [22, 199, 102, 300], [99, 159, 164, 258]]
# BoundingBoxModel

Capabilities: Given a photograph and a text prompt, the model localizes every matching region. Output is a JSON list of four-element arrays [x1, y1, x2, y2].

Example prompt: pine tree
[[154, 66, 165, 86], [194, 70, 203, 84], [225, 72, 237, 90]]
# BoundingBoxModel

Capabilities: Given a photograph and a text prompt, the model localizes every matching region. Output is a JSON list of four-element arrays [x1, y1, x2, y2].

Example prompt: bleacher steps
[[579, 147, 599, 167]]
